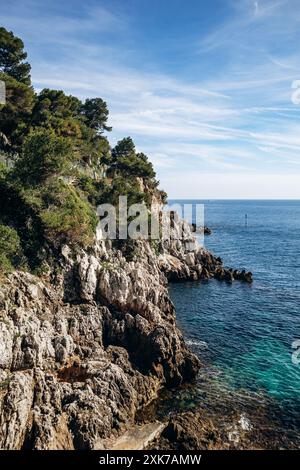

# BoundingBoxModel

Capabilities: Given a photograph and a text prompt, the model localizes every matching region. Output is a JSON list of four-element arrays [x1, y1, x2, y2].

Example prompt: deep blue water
[[168, 200, 300, 441]]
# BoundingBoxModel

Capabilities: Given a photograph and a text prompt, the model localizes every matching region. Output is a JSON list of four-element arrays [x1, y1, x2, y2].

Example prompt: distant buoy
[[245, 214, 248, 226]]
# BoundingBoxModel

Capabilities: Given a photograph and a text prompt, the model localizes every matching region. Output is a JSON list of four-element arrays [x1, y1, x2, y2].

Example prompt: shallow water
[[167, 200, 300, 447]]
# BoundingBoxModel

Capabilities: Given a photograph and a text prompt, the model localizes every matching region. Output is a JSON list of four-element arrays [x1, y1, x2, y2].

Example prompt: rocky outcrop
[[202, 226, 212, 235], [153, 403, 297, 450], [156, 411, 223, 450], [214, 267, 253, 283], [0, 231, 199, 450], [158, 213, 252, 283], [0, 207, 253, 449], [191, 224, 212, 235]]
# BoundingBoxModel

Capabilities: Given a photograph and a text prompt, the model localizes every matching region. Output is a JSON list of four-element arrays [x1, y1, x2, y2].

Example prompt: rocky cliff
[[0, 209, 253, 450], [0, 217, 203, 450]]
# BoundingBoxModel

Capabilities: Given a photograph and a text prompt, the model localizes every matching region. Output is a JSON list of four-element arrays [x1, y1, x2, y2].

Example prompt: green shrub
[[0, 224, 22, 271], [39, 180, 97, 246], [14, 130, 74, 186], [77, 175, 109, 206], [100, 176, 147, 207]]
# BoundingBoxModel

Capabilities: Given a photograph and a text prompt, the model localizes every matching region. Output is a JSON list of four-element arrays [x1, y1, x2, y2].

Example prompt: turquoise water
[[168, 200, 300, 441]]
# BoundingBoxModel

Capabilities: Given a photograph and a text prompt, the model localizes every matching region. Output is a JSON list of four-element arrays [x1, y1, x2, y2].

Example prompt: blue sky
[[1, 0, 300, 198]]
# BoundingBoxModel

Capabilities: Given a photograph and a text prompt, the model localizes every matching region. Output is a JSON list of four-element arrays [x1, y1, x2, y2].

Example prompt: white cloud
[[2, 0, 300, 198]]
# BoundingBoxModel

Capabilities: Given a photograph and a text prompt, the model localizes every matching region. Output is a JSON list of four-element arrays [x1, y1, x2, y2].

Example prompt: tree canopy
[[81, 98, 112, 133], [0, 27, 164, 273], [0, 71, 35, 153], [111, 137, 156, 178], [14, 131, 74, 186], [0, 27, 31, 84]]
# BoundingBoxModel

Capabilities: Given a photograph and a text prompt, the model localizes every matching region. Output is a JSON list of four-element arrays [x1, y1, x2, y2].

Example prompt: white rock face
[[0, 208, 238, 450], [0, 371, 34, 449], [0, 235, 200, 450], [0, 321, 13, 369], [78, 253, 101, 301]]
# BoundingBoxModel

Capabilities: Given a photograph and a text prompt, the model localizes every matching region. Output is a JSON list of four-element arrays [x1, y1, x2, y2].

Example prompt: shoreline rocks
[[158, 212, 252, 284], [151, 399, 299, 450], [159, 245, 252, 284], [191, 224, 212, 235], [214, 267, 253, 284], [0, 209, 253, 449], [0, 234, 200, 449]]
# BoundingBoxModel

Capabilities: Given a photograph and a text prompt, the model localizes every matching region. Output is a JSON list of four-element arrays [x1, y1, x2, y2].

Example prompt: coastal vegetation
[[0, 27, 160, 272]]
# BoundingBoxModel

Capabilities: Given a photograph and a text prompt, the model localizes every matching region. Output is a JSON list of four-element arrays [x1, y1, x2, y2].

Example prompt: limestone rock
[[0, 209, 251, 449], [0, 234, 200, 449]]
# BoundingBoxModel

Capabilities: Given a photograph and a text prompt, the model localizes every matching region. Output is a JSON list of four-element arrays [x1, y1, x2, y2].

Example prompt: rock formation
[[159, 213, 252, 283], [0, 224, 200, 449], [191, 224, 212, 235], [0, 209, 252, 449]]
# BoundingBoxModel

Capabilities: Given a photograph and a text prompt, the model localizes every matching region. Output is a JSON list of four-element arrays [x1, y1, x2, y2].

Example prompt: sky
[[1, 0, 300, 198]]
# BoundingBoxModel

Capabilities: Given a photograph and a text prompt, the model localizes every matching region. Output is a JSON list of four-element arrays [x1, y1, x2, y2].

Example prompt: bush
[[14, 130, 73, 186], [77, 175, 109, 206], [99, 176, 147, 207], [0, 224, 22, 271], [39, 180, 97, 246]]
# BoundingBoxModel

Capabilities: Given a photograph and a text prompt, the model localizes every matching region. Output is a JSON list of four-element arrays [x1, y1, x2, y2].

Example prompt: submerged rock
[[190, 224, 212, 235], [153, 407, 295, 450], [157, 411, 223, 450], [214, 267, 253, 284]]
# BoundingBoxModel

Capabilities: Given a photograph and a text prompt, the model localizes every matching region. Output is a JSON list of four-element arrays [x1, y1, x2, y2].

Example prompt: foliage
[[0, 175, 47, 270], [159, 189, 168, 204], [33, 88, 81, 119], [14, 130, 74, 185], [112, 137, 136, 161], [115, 152, 155, 178], [81, 98, 112, 133], [0, 27, 31, 84], [0, 224, 22, 271], [0, 161, 7, 178], [111, 138, 156, 178], [77, 175, 109, 206], [150, 239, 160, 256], [30, 89, 82, 136], [78, 126, 111, 168], [38, 180, 98, 246], [30, 90, 112, 168], [100, 176, 147, 207], [0, 27, 166, 274], [0, 72, 35, 153]]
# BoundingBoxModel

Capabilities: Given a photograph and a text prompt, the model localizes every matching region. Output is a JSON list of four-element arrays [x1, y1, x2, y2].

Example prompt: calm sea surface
[[166, 200, 300, 446]]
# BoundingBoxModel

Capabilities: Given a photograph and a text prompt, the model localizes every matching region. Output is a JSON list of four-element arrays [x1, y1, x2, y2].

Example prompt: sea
[[159, 200, 300, 448]]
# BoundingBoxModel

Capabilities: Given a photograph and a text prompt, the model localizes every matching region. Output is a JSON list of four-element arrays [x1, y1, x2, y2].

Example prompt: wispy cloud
[[1, 0, 300, 197]]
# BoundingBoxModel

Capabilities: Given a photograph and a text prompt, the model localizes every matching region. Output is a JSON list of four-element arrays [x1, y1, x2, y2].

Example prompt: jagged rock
[[195, 225, 212, 235], [0, 370, 34, 450], [0, 208, 252, 449], [157, 411, 223, 450], [185, 252, 195, 267], [214, 268, 253, 284], [78, 253, 101, 301], [0, 233, 200, 449], [156, 215, 252, 285]]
